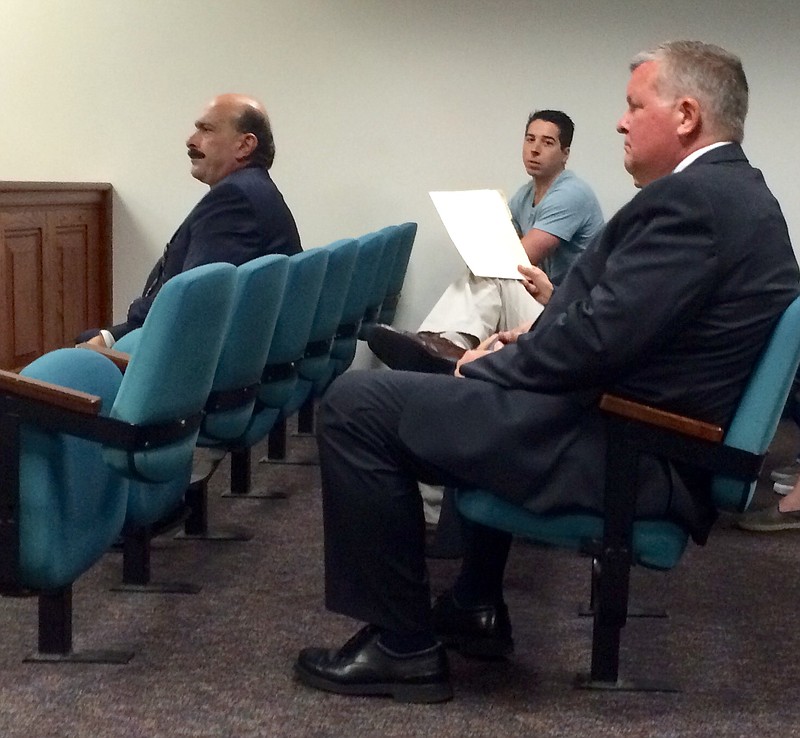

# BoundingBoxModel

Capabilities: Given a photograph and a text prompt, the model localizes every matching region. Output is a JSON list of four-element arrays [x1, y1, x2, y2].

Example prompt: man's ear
[[238, 132, 258, 159], [676, 97, 702, 137]]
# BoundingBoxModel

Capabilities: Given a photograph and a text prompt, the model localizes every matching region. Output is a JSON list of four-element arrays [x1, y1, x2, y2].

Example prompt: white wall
[[2, 0, 798, 362]]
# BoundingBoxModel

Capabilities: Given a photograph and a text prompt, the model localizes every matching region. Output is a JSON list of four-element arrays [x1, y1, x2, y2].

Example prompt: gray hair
[[631, 40, 748, 143]]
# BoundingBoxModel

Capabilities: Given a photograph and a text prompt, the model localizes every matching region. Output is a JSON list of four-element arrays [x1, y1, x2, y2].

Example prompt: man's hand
[[455, 333, 507, 376], [455, 348, 492, 377], [518, 263, 553, 305], [494, 321, 533, 347]]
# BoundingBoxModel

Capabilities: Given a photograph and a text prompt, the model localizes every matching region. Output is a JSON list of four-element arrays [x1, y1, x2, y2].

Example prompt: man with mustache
[[80, 93, 301, 347]]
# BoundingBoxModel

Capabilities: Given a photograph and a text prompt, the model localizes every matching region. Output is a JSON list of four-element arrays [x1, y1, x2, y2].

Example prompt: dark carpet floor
[[2, 417, 800, 737]]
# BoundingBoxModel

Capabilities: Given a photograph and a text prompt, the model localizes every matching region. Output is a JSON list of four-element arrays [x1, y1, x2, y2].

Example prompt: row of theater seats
[[5, 213, 800, 686], [0, 221, 416, 663]]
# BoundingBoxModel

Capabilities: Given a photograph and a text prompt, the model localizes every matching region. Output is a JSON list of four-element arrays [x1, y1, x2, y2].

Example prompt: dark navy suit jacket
[[398, 144, 800, 542], [110, 164, 301, 340]]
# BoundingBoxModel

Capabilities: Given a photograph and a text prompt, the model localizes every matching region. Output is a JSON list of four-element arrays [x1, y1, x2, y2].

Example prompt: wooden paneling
[[0, 183, 112, 369]]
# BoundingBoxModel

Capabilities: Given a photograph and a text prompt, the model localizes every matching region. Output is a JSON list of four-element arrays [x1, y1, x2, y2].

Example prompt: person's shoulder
[[546, 170, 601, 208], [553, 170, 597, 194], [669, 144, 750, 185], [206, 168, 282, 211], [629, 172, 685, 204], [625, 169, 716, 218], [217, 166, 274, 192], [692, 142, 747, 167], [508, 180, 533, 203], [649, 150, 746, 195]]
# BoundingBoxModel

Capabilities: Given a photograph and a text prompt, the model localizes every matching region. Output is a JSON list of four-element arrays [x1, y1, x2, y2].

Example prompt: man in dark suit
[[80, 93, 301, 347], [294, 42, 799, 703]]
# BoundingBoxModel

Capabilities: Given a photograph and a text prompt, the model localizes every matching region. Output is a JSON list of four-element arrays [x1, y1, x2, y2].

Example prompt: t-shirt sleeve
[[531, 179, 593, 242]]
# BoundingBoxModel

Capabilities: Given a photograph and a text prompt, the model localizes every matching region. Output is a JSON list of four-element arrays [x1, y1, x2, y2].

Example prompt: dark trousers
[[318, 369, 511, 634]]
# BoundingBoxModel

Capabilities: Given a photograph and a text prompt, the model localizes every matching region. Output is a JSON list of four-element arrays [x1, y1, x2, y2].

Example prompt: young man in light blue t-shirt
[[367, 111, 605, 527], [369, 110, 604, 369]]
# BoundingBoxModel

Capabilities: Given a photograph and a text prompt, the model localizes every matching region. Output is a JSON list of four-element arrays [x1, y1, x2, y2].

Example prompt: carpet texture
[[2, 417, 800, 737]]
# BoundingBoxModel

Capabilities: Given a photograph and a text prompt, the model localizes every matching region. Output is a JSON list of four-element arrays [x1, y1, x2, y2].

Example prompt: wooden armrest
[[599, 393, 724, 443], [0, 369, 102, 415], [76, 343, 131, 372]]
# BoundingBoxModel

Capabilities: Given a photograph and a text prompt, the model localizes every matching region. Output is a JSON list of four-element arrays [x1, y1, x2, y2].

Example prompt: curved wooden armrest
[[0, 369, 101, 415], [599, 393, 723, 443], [76, 343, 131, 372]]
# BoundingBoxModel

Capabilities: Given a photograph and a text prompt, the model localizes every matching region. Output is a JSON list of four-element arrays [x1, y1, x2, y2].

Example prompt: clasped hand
[[454, 263, 553, 377]]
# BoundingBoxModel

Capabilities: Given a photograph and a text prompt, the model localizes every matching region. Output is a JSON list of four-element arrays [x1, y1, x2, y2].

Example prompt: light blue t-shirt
[[507, 170, 604, 284]]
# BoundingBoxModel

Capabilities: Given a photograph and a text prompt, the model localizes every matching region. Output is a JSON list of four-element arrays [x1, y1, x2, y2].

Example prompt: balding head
[[186, 93, 275, 186], [211, 93, 267, 118]]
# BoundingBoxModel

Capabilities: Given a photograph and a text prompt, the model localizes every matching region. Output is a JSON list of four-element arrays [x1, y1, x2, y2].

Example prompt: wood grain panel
[[0, 212, 45, 367], [0, 183, 112, 369]]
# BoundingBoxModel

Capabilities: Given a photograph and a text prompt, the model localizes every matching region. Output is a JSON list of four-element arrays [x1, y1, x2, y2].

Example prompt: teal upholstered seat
[[246, 249, 328, 418], [119, 250, 328, 504], [357, 225, 402, 339], [378, 221, 417, 325], [278, 238, 359, 420], [456, 494, 689, 571], [3, 347, 132, 661], [109, 264, 238, 591], [114, 255, 291, 447], [117, 255, 291, 541], [199, 254, 290, 443], [16, 349, 128, 591], [315, 229, 387, 389], [225, 248, 329, 494], [710, 296, 800, 512], [108, 263, 237, 531], [456, 293, 800, 687], [289, 226, 406, 442], [0, 262, 236, 658]]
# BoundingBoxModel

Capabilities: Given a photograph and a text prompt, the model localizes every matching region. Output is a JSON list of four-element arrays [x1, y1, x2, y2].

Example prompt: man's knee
[[320, 369, 411, 440], [320, 370, 386, 430], [320, 371, 358, 427]]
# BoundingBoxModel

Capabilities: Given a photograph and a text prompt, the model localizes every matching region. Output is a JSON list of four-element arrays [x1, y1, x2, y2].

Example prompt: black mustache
[[188, 149, 205, 160]]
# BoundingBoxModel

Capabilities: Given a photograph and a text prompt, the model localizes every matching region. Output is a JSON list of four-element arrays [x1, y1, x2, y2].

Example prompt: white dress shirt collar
[[673, 141, 734, 173]]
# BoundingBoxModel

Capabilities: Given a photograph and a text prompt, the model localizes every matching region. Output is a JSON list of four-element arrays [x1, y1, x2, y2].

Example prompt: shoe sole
[[293, 663, 454, 703], [368, 328, 456, 375], [736, 520, 800, 532]]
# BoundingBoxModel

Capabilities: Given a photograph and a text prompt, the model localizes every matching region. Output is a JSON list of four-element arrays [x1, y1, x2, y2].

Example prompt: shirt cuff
[[99, 329, 116, 348]]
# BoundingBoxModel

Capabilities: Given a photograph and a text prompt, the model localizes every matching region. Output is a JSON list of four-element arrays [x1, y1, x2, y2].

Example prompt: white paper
[[429, 189, 530, 279]]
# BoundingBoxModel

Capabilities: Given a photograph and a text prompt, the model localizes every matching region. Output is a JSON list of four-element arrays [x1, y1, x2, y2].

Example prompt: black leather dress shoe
[[432, 590, 514, 659], [367, 325, 460, 374], [294, 625, 453, 703]]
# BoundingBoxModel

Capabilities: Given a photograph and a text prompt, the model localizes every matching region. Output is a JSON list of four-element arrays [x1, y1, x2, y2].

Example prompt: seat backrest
[[713, 294, 800, 511], [103, 262, 237, 482], [305, 231, 389, 395], [305, 239, 359, 342], [297, 238, 359, 380], [378, 221, 417, 324], [362, 225, 401, 322], [255, 248, 329, 411], [329, 230, 387, 358], [263, 249, 329, 367], [339, 230, 386, 330], [202, 254, 290, 441], [272, 239, 360, 419]]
